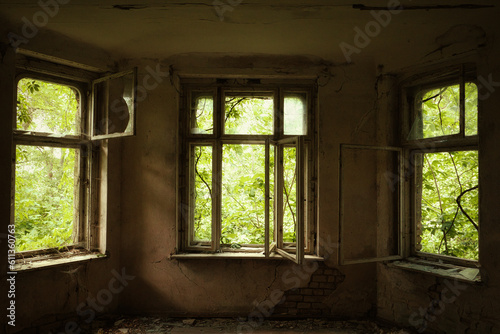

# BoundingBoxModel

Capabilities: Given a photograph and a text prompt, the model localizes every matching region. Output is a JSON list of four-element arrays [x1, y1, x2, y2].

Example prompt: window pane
[[465, 82, 478, 136], [17, 78, 80, 135], [224, 94, 273, 135], [15, 145, 79, 251], [411, 85, 460, 139], [284, 93, 307, 135], [191, 93, 214, 134], [191, 146, 213, 243], [108, 72, 135, 135], [283, 146, 297, 244], [222, 144, 266, 245], [417, 150, 479, 260]]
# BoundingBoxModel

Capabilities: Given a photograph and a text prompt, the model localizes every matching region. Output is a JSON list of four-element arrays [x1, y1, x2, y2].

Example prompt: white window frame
[[177, 80, 317, 264]]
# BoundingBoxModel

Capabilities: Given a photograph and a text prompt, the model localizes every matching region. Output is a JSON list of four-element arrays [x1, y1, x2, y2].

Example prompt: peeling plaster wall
[[116, 56, 379, 319], [1, 2, 500, 333]]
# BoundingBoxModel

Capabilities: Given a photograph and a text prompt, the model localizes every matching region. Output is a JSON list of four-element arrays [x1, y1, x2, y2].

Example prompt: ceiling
[[0, 0, 499, 69]]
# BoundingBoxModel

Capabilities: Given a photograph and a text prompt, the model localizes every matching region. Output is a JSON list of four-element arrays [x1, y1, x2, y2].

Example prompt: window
[[339, 64, 479, 271], [12, 54, 136, 260], [405, 65, 479, 263], [178, 80, 316, 264]]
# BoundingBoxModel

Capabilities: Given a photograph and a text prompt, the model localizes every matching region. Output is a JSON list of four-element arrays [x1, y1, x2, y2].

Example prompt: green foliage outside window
[[15, 79, 80, 252]]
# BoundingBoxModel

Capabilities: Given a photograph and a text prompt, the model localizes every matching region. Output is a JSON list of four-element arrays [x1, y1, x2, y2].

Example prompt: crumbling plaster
[[1, 1, 500, 333]]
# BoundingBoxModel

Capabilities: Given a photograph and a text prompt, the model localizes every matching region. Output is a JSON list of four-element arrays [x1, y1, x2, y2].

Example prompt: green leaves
[[420, 151, 479, 260]]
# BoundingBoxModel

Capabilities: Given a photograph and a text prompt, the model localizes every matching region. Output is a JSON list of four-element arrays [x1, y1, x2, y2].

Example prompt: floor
[[89, 317, 412, 334]]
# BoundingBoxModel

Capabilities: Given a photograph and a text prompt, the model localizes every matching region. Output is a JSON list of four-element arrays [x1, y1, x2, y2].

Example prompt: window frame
[[11, 54, 137, 262], [338, 63, 480, 271], [178, 79, 317, 262], [402, 63, 480, 267]]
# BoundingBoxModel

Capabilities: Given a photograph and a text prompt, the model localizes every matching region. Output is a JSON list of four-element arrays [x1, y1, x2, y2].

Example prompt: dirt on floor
[[79, 316, 413, 334]]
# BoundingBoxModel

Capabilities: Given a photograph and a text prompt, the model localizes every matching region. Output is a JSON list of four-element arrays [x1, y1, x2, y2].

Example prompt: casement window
[[12, 52, 136, 262], [339, 64, 479, 272], [404, 65, 479, 265], [177, 79, 317, 264]]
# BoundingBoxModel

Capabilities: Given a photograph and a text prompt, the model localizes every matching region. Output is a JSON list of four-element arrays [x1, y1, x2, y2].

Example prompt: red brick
[[300, 288, 313, 295]]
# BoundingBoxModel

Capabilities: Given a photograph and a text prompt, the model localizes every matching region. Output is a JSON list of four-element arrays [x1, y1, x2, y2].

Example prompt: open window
[[339, 144, 403, 265], [12, 52, 137, 262], [91, 68, 137, 139], [275, 137, 305, 264], [178, 80, 316, 263], [339, 64, 479, 273]]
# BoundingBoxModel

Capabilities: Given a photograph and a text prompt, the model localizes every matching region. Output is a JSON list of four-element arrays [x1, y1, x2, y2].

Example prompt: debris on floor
[[86, 316, 413, 333]]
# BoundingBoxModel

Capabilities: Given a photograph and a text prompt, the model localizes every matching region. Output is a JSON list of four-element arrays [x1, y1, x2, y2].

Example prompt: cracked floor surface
[[87, 317, 413, 334]]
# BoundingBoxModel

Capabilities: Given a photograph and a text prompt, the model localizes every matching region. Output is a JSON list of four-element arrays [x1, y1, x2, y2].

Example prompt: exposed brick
[[297, 302, 311, 309], [313, 289, 324, 296], [328, 276, 336, 283], [323, 288, 336, 295], [312, 275, 328, 282], [308, 282, 320, 288], [280, 301, 298, 308], [319, 282, 334, 288], [304, 295, 320, 303], [301, 308, 322, 315], [300, 288, 313, 295], [288, 308, 298, 315], [311, 302, 328, 309], [286, 295, 303, 302], [324, 268, 335, 275]]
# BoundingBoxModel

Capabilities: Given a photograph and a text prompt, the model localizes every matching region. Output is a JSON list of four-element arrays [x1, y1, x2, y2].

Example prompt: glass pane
[[269, 145, 275, 246], [417, 151, 479, 260], [283, 146, 297, 244], [191, 93, 214, 134], [17, 78, 80, 135], [191, 146, 213, 243], [108, 72, 135, 135], [15, 145, 79, 251], [222, 144, 266, 246], [411, 85, 460, 139], [284, 93, 307, 135], [224, 94, 273, 135], [465, 82, 478, 136]]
